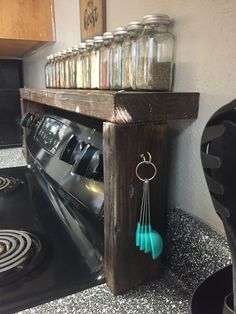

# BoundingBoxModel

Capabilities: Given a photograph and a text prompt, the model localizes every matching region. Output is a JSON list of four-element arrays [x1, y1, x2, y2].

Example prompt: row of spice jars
[[45, 14, 174, 90]]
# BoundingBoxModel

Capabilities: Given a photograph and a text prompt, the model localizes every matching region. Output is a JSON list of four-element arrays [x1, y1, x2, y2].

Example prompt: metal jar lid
[[79, 42, 86, 49], [85, 39, 94, 47], [72, 45, 79, 51], [113, 26, 128, 36], [93, 35, 103, 43], [127, 21, 142, 31], [66, 48, 73, 53], [57, 51, 62, 57], [61, 50, 67, 55], [103, 31, 113, 39], [142, 14, 170, 25]]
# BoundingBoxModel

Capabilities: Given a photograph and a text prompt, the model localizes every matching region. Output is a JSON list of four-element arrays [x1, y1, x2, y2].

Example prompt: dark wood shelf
[[20, 88, 200, 295], [20, 88, 199, 123]]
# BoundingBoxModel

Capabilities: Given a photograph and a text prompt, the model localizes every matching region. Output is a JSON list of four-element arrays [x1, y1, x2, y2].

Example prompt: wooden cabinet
[[20, 88, 199, 294], [0, 0, 55, 57]]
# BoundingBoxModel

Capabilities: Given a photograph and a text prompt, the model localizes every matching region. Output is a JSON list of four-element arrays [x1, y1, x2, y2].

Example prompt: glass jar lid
[[113, 26, 128, 36], [142, 14, 170, 25]]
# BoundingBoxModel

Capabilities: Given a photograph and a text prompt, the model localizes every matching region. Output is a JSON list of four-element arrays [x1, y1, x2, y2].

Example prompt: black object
[[0, 113, 104, 313], [199, 99, 236, 313], [223, 293, 234, 314], [0, 60, 23, 148], [191, 265, 232, 314]]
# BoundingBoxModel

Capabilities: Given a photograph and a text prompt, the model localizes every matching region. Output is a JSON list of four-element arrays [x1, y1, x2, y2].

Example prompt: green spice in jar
[[148, 61, 172, 90]]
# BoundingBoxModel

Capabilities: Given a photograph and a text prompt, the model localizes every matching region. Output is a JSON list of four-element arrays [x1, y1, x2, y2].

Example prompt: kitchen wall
[[23, 0, 236, 234]]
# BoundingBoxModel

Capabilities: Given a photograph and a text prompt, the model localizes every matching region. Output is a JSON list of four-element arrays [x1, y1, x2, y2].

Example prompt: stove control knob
[[20, 112, 35, 128], [74, 145, 103, 181], [61, 136, 86, 165]]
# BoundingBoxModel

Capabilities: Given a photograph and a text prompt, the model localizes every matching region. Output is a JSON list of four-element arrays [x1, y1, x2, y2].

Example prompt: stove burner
[[0, 243, 6, 254], [0, 176, 21, 195], [0, 230, 43, 286]]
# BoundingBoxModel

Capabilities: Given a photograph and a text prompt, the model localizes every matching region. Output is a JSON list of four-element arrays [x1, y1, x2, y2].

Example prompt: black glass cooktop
[[0, 166, 104, 314]]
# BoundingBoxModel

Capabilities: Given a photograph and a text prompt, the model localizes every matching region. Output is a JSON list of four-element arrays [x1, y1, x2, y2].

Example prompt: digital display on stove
[[36, 117, 67, 154]]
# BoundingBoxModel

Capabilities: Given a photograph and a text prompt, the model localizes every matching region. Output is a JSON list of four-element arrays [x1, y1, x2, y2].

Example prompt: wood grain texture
[[20, 88, 199, 123], [0, 39, 50, 58], [0, 0, 55, 41], [103, 122, 167, 294]]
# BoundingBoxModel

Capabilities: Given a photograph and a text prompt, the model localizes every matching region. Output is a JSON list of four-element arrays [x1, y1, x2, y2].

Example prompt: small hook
[[140, 152, 152, 163]]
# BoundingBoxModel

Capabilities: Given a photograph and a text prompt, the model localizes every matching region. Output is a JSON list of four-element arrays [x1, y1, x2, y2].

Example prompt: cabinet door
[[0, 0, 55, 41]]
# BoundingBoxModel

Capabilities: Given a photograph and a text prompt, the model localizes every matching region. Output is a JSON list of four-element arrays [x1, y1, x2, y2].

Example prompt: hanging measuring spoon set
[[135, 152, 163, 260]]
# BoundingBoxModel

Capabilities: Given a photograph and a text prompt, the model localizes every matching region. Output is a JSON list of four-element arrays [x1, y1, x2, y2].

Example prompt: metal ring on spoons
[[135, 152, 157, 182]]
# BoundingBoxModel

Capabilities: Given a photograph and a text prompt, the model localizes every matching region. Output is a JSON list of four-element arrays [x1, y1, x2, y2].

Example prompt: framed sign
[[79, 0, 106, 41]]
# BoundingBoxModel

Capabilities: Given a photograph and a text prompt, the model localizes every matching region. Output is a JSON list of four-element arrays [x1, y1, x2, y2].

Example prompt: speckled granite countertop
[[0, 148, 232, 314], [16, 208, 231, 314], [0, 148, 26, 168]]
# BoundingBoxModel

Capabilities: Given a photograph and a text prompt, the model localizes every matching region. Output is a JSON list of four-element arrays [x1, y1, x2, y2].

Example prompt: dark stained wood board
[[20, 88, 199, 295], [20, 89, 199, 124], [103, 121, 167, 294]]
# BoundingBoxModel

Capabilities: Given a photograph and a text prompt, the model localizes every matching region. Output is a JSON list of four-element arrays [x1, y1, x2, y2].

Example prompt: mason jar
[[76, 43, 86, 89], [64, 48, 73, 88], [100, 32, 113, 89], [48, 55, 54, 88], [91, 36, 103, 89], [122, 21, 142, 90], [59, 50, 67, 88], [55, 52, 62, 88], [83, 39, 94, 89], [45, 55, 51, 88], [136, 14, 174, 90], [51, 53, 58, 88], [69, 46, 78, 88], [110, 27, 128, 89]]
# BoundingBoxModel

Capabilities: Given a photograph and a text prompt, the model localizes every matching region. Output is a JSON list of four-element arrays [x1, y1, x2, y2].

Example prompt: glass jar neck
[[79, 48, 86, 53], [86, 46, 93, 53], [128, 29, 142, 39], [113, 34, 127, 43], [144, 23, 168, 33], [94, 42, 103, 50], [103, 38, 113, 47]]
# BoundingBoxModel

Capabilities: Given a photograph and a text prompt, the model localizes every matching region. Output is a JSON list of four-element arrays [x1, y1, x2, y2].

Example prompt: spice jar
[[100, 32, 113, 89], [91, 36, 103, 89], [70, 46, 79, 88], [136, 14, 174, 90], [76, 43, 86, 89], [45, 55, 51, 88], [110, 27, 128, 89], [122, 21, 142, 90], [55, 52, 62, 88], [48, 55, 54, 88], [52, 53, 58, 88], [83, 39, 94, 89], [64, 48, 73, 88], [59, 50, 67, 88]]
